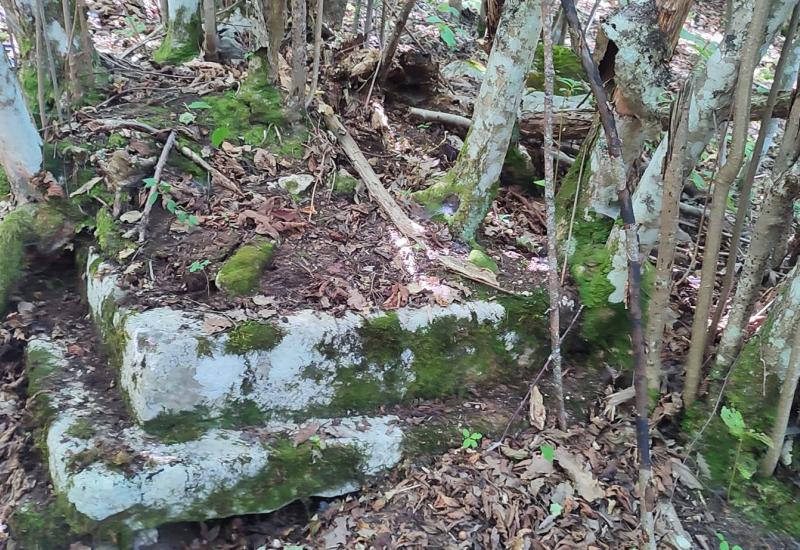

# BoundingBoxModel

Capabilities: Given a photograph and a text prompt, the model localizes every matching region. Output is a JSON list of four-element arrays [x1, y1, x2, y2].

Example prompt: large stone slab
[[25, 338, 403, 542], [85, 251, 549, 436]]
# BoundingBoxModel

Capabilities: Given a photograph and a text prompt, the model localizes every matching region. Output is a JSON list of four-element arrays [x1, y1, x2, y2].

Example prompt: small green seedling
[[549, 502, 563, 516], [187, 101, 212, 110], [540, 444, 555, 462], [715, 532, 743, 550], [144, 178, 199, 227], [720, 406, 773, 496], [189, 259, 210, 273], [211, 127, 231, 148], [461, 428, 482, 449]]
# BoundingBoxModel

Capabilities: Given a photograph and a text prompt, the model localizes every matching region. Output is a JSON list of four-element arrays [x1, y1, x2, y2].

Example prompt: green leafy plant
[[187, 100, 212, 110], [426, 3, 467, 49], [549, 502, 563, 516], [715, 532, 743, 550], [189, 259, 210, 273], [144, 178, 199, 227], [720, 406, 773, 496], [178, 111, 196, 124], [211, 127, 231, 148], [122, 16, 146, 37], [461, 428, 482, 449], [540, 444, 555, 462], [680, 28, 718, 60]]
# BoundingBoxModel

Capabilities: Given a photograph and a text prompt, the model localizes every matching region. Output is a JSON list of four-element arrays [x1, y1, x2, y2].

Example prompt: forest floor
[[1, 0, 799, 548]]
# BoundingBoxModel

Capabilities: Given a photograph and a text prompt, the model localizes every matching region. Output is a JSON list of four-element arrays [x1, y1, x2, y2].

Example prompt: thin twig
[[138, 130, 176, 242]]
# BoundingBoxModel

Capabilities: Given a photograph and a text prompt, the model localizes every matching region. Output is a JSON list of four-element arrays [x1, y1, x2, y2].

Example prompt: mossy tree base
[[153, 7, 202, 65]]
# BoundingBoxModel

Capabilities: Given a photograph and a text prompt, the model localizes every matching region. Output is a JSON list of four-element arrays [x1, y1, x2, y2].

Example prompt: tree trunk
[[8, 0, 97, 108], [203, 0, 220, 61], [413, 0, 543, 243], [0, 49, 43, 203], [378, 0, 415, 84], [153, 0, 202, 64], [290, 0, 308, 107], [628, 0, 798, 253]]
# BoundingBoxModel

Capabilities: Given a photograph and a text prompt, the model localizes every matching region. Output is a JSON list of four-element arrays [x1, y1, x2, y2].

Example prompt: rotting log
[[410, 90, 796, 141]]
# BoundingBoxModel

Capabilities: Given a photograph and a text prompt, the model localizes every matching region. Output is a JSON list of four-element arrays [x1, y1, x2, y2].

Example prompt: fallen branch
[[86, 117, 243, 196], [409, 90, 796, 141], [138, 130, 176, 242], [319, 102, 510, 292]]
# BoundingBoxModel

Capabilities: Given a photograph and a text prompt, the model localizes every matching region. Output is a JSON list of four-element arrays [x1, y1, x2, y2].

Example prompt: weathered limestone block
[[85, 251, 549, 437], [24, 338, 403, 543]]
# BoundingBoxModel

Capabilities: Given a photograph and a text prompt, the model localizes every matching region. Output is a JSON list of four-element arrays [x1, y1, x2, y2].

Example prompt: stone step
[[85, 250, 550, 438], [25, 337, 404, 545]]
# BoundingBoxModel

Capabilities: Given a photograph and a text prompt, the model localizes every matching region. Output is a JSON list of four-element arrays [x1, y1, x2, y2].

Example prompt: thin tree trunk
[[379, 0, 388, 45], [684, 0, 771, 405], [413, 0, 543, 243], [290, 0, 307, 107], [644, 83, 691, 396], [307, 0, 324, 107], [560, 0, 653, 546], [203, 0, 219, 61], [364, 0, 374, 37], [629, 0, 797, 254], [377, 0, 416, 83], [716, 165, 800, 370], [709, 4, 800, 339], [161, 0, 170, 23], [0, 50, 43, 203], [266, 0, 287, 83], [759, 300, 800, 476], [352, 0, 363, 33], [542, 0, 566, 430]]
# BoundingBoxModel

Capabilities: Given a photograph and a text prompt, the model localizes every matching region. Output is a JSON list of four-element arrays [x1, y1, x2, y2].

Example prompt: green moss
[[195, 336, 214, 358], [0, 166, 9, 196], [224, 321, 285, 355], [65, 418, 96, 439], [107, 133, 128, 149], [153, 8, 201, 64], [308, 296, 550, 417], [468, 249, 499, 273], [94, 208, 131, 258], [527, 44, 588, 95], [0, 204, 67, 314], [10, 501, 73, 550], [501, 146, 536, 188], [332, 171, 360, 195], [215, 238, 275, 296]]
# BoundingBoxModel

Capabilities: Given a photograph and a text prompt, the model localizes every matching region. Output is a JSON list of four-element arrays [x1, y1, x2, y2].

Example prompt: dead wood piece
[[138, 130, 177, 242], [319, 103, 512, 293]]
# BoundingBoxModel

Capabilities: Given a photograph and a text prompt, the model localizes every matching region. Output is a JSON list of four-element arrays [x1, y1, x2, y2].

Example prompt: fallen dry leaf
[[554, 448, 605, 502], [529, 385, 546, 430]]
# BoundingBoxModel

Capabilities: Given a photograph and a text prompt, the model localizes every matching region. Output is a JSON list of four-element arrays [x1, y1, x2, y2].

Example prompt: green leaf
[[745, 430, 774, 448], [188, 214, 200, 226], [471, 432, 483, 440], [541, 444, 555, 462], [549, 502, 562, 516], [211, 127, 230, 148], [146, 191, 159, 207], [143, 177, 158, 189], [533, 179, 546, 187], [436, 2, 460, 15], [720, 406, 745, 439], [426, 14, 444, 23], [165, 199, 177, 213], [439, 25, 457, 49], [178, 112, 196, 124], [187, 100, 212, 110], [177, 211, 188, 223], [462, 428, 470, 438], [736, 462, 755, 480]]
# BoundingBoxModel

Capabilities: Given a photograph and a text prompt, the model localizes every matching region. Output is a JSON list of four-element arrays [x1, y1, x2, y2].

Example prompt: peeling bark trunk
[[414, 0, 543, 243], [629, 0, 798, 251], [0, 49, 43, 203], [715, 166, 800, 370]]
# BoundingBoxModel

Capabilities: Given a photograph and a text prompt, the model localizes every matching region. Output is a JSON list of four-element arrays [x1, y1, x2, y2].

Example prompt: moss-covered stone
[[200, 52, 307, 159], [9, 501, 73, 550], [107, 133, 128, 149], [224, 321, 285, 355], [94, 207, 131, 258], [0, 203, 68, 314], [307, 296, 549, 417], [468, 249, 499, 273], [215, 238, 275, 296], [332, 171, 360, 196]]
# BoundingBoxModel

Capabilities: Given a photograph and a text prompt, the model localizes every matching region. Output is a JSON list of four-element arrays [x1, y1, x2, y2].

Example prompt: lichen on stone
[[215, 238, 275, 296]]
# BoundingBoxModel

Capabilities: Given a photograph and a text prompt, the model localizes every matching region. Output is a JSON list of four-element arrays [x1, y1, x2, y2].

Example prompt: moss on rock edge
[[215, 238, 275, 296]]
